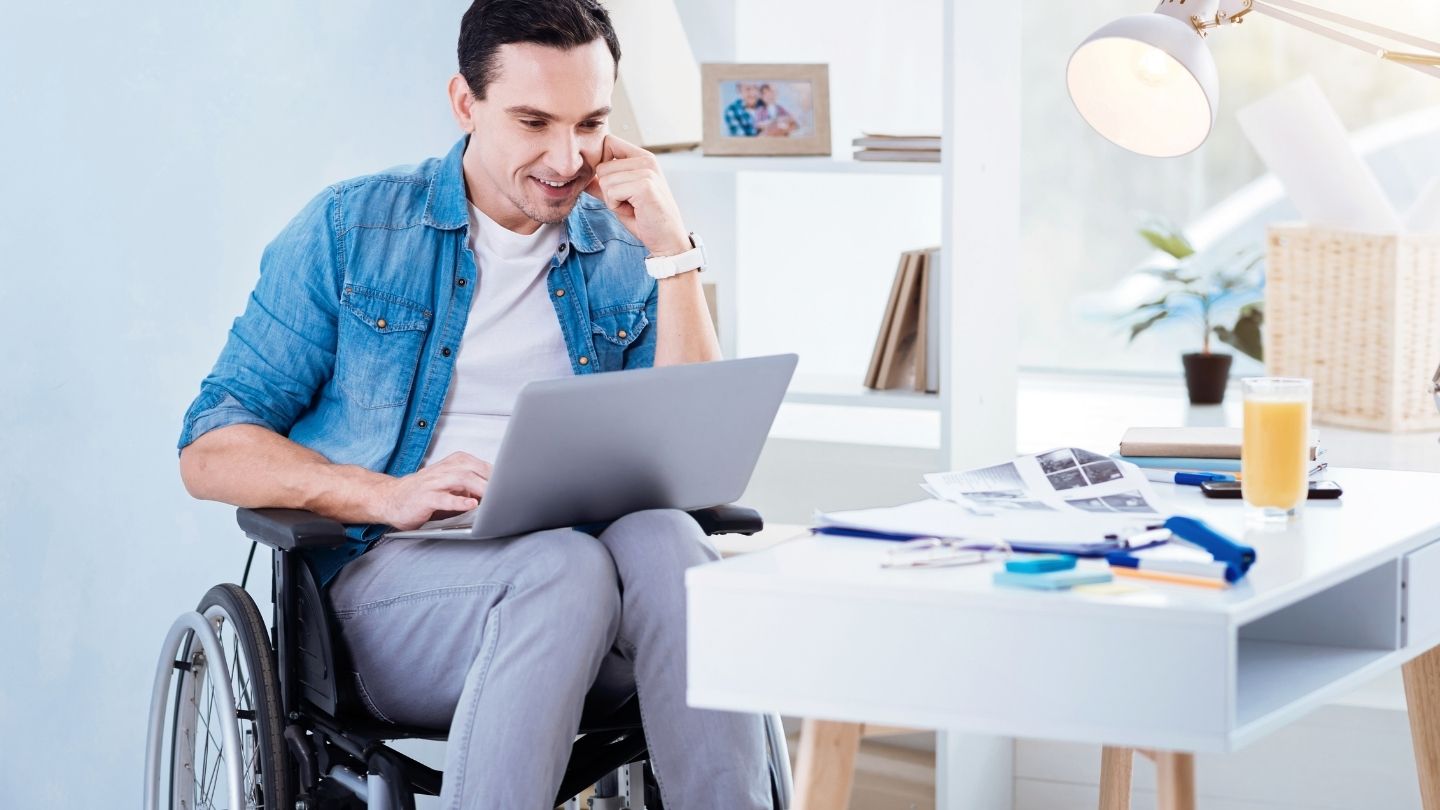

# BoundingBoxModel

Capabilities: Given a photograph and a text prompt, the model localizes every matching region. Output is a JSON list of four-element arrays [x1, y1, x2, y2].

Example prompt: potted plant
[[1123, 219, 1264, 405]]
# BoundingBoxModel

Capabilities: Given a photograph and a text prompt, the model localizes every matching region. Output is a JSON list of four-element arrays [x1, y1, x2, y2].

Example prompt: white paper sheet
[[1236, 76, 1402, 233]]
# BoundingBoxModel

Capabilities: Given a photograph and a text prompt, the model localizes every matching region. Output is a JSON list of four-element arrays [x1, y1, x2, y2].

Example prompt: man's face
[[460, 39, 614, 231], [740, 83, 760, 107]]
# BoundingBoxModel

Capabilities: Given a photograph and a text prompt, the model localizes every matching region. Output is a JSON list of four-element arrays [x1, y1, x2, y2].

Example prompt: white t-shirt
[[420, 205, 573, 466]]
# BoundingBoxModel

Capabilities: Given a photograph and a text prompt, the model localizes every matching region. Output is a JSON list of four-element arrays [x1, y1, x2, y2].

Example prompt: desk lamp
[[1067, 0, 1440, 157]]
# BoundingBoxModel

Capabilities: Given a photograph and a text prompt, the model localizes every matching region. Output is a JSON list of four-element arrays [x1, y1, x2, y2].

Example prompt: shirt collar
[[422, 136, 471, 231], [424, 133, 606, 255]]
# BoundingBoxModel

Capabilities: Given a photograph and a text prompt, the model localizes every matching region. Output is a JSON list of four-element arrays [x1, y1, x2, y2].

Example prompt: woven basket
[[1266, 224, 1440, 432]]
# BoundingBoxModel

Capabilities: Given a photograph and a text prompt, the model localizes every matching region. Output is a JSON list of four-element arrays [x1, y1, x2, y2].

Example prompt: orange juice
[[1241, 378, 1312, 520]]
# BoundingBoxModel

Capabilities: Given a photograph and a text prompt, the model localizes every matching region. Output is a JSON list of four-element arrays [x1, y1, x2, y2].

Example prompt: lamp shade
[[1067, 13, 1219, 157]]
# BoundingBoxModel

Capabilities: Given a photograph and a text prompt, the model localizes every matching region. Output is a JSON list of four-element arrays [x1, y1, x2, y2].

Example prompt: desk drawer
[[1405, 539, 1440, 647]]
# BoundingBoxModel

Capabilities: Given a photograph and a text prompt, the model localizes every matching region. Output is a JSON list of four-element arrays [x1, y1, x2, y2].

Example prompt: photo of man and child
[[720, 80, 815, 138]]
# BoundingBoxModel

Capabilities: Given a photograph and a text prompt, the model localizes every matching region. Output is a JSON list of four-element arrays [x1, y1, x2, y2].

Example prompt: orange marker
[[1110, 566, 1228, 590]]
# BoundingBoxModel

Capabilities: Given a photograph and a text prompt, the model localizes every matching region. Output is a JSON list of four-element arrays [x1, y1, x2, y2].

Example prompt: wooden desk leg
[[1098, 746, 1134, 810], [792, 719, 863, 810], [1404, 644, 1440, 809], [1154, 752, 1196, 810]]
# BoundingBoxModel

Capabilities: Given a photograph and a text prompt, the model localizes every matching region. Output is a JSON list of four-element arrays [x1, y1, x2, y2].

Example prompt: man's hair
[[458, 0, 621, 100]]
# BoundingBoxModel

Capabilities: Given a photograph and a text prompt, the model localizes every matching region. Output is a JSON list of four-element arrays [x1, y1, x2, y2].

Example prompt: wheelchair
[[143, 505, 793, 809]]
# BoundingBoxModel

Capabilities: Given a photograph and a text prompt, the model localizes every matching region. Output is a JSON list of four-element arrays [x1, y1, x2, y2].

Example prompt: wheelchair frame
[[145, 505, 791, 810]]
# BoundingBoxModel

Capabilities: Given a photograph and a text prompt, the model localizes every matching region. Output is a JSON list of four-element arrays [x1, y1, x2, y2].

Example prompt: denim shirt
[[178, 136, 657, 585]]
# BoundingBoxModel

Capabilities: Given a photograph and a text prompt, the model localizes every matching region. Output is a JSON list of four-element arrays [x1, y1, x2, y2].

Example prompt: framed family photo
[[701, 63, 831, 156]]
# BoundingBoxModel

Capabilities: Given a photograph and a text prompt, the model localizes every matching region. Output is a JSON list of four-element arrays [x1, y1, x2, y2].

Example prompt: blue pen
[[1141, 469, 1235, 486]]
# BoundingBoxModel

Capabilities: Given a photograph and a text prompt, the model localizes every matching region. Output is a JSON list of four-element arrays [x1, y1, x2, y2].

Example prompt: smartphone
[[1199, 480, 1343, 499]]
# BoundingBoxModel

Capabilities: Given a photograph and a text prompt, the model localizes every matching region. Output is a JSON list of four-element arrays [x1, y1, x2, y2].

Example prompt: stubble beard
[[508, 188, 575, 226], [507, 165, 593, 226]]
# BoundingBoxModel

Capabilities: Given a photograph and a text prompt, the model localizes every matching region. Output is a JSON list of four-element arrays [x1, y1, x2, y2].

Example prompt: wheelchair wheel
[[164, 584, 292, 809]]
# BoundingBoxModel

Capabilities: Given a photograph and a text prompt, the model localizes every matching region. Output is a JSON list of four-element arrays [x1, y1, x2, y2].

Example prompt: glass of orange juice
[[1241, 377, 1312, 522]]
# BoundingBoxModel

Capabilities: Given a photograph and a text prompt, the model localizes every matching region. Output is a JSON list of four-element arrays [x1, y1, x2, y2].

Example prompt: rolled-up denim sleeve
[[622, 281, 659, 370], [177, 189, 342, 452]]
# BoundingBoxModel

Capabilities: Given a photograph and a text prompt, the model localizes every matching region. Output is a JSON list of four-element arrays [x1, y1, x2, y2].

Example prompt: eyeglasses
[[881, 538, 1013, 569]]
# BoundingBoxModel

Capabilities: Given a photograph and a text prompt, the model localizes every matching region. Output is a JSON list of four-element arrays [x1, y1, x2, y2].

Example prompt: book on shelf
[[852, 136, 942, 151], [864, 247, 940, 393], [852, 132, 940, 163], [853, 149, 940, 163]]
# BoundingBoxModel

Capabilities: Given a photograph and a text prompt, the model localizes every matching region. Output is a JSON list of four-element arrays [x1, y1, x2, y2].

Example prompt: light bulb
[[1135, 46, 1175, 86]]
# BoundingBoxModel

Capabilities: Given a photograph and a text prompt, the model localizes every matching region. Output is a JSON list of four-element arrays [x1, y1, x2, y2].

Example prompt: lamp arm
[[1255, 0, 1440, 57], [1248, 0, 1440, 79]]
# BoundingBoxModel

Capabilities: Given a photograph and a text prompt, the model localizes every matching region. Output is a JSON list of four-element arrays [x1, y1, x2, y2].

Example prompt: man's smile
[[529, 173, 584, 199]]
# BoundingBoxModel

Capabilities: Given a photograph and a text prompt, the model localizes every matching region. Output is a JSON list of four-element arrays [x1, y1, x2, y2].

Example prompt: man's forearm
[[654, 271, 722, 366], [179, 423, 390, 524]]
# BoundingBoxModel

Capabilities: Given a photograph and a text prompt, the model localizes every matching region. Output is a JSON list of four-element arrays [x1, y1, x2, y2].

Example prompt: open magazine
[[922, 447, 1165, 517], [815, 448, 1169, 545]]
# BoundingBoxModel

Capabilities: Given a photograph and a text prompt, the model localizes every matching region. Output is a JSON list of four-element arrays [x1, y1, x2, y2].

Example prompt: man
[[175, 1, 771, 807], [723, 82, 761, 137]]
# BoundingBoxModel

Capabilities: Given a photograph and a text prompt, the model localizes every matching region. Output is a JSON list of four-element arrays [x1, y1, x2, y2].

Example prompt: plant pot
[[1182, 352, 1233, 405]]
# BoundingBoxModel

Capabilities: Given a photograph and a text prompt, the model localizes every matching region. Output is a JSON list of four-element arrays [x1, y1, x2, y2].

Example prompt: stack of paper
[[853, 133, 940, 163]]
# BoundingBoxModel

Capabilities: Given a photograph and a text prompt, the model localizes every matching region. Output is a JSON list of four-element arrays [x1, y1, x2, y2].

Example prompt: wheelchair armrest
[[235, 507, 352, 552], [687, 504, 764, 536]]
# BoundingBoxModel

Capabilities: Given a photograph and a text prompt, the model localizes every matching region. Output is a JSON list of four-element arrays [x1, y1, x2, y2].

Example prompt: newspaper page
[[923, 447, 1164, 517]]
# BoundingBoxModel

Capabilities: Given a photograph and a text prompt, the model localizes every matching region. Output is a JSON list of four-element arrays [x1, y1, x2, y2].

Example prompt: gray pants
[[327, 508, 771, 809]]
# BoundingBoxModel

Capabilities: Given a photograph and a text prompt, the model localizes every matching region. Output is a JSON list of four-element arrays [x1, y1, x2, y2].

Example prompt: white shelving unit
[[665, 6, 1021, 803], [783, 372, 943, 411], [668, 0, 1020, 474], [658, 151, 942, 177]]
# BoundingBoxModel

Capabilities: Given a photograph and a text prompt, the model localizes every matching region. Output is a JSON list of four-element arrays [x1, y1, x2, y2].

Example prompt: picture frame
[[701, 63, 831, 156]]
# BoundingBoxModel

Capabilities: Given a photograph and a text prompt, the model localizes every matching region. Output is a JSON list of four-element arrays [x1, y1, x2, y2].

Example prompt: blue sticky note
[[993, 569, 1113, 591], [1005, 554, 1077, 574]]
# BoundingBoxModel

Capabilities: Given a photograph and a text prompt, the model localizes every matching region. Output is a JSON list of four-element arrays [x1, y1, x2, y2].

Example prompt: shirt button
[[617, 330, 627, 339], [579, 356, 589, 366], [376, 318, 387, 329], [442, 347, 452, 357], [555, 289, 565, 297], [417, 419, 428, 428], [457, 278, 467, 287]]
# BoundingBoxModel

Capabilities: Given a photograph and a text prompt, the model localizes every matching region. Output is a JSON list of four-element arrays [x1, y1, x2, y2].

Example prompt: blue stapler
[[1161, 516, 1256, 583]]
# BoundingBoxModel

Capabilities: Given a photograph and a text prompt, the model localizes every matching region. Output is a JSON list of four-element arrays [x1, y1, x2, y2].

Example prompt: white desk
[[687, 467, 1440, 808]]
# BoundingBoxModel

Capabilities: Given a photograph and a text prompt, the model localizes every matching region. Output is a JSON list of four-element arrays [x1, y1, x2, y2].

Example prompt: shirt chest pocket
[[590, 305, 649, 371], [336, 285, 432, 409]]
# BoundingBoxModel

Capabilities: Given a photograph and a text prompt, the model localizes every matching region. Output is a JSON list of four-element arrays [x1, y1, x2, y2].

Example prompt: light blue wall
[[0, 3, 466, 803]]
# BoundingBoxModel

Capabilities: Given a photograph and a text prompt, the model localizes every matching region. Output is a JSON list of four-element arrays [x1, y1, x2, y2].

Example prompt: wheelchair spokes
[[171, 608, 266, 809], [147, 585, 291, 810]]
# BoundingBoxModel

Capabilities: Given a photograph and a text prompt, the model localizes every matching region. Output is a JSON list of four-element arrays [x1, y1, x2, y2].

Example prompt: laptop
[[382, 353, 798, 541]]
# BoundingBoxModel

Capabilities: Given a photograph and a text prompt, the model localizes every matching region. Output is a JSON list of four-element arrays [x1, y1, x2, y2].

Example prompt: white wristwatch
[[644, 232, 707, 279]]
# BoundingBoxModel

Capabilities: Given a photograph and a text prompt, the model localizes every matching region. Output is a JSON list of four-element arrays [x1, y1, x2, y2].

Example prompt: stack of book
[[853, 133, 941, 163], [1114, 427, 1326, 477], [865, 247, 939, 393]]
